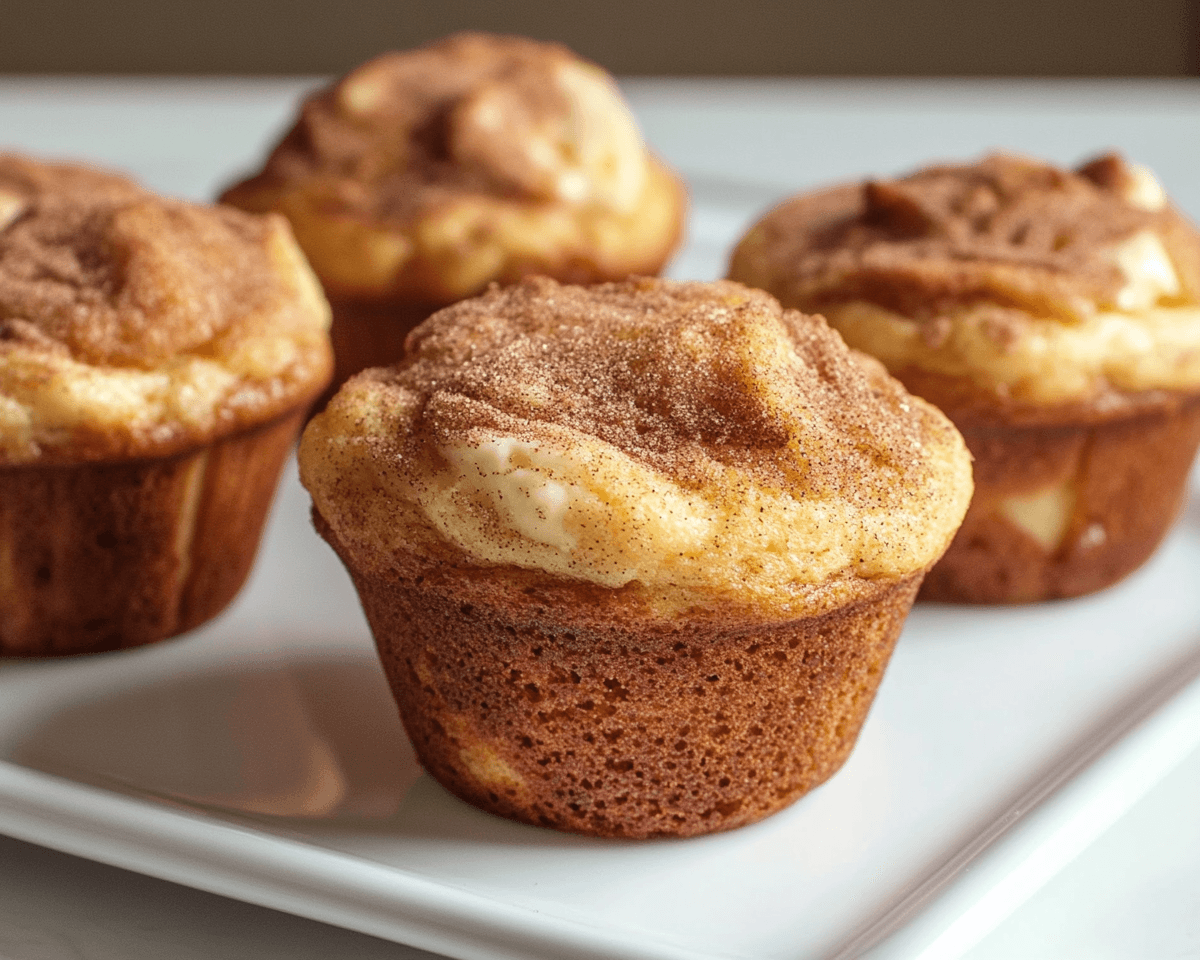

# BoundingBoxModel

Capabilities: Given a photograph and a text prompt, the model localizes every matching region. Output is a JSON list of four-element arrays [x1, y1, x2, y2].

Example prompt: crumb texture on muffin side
[[221, 33, 686, 305], [0, 155, 332, 465], [301, 277, 972, 618]]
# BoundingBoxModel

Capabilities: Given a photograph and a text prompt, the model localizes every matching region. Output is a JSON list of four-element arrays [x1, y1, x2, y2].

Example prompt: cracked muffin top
[[0, 154, 332, 464], [730, 153, 1200, 412], [221, 33, 685, 303], [300, 277, 972, 617]]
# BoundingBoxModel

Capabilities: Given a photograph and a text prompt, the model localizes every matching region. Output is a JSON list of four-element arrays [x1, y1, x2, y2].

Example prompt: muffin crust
[[221, 33, 685, 305], [322, 511, 923, 837], [301, 277, 970, 835], [1, 411, 303, 655], [730, 153, 1200, 408], [0, 155, 332, 464], [301, 277, 972, 617], [919, 400, 1200, 601]]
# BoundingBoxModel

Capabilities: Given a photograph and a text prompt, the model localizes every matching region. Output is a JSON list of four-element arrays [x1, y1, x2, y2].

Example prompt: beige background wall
[[4, 0, 1198, 75]]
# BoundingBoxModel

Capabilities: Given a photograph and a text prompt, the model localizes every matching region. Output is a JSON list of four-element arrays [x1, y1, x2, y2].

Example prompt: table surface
[[2, 76, 1199, 960]]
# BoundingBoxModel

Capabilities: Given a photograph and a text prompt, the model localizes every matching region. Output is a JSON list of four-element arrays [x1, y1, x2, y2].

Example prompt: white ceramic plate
[[3, 80, 1200, 960], [5, 456, 1200, 960]]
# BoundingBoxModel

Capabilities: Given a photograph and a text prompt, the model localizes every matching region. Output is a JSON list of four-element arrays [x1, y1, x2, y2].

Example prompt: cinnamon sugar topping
[[231, 33, 648, 223], [1, 160, 279, 365], [300, 278, 972, 609], [732, 153, 1200, 322], [403, 278, 930, 494], [730, 153, 1200, 406], [0, 155, 332, 463], [220, 34, 683, 304]]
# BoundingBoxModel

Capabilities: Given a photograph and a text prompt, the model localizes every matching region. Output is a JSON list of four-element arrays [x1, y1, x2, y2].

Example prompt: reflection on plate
[[13, 655, 419, 821]]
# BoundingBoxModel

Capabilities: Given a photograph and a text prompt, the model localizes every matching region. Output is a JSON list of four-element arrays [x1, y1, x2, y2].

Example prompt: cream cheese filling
[[1122, 163, 1167, 212], [1112, 231, 1180, 312], [440, 437, 581, 553], [998, 483, 1075, 552], [407, 422, 970, 606]]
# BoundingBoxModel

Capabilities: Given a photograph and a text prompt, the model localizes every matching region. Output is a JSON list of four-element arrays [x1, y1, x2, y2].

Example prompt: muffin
[[222, 32, 687, 400], [299, 277, 972, 837], [729, 152, 1200, 603], [0, 155, 333, 656]]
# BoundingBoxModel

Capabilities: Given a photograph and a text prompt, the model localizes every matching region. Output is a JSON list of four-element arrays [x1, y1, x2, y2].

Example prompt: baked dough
[[300, 277, 971, 835], [0, 154, 332, 654]]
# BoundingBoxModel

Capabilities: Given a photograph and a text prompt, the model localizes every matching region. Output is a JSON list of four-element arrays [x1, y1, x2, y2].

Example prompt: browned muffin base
[[919, 397, 1200, 603], [0, 411, 303, 657], [317, 512, 920, 838]]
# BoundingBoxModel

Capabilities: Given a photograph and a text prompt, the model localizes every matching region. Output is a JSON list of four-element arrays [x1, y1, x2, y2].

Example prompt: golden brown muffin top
[[730, 153, 1200, 412], [226, 33, 652, 224], [732, 153, 1200, 323], [0, 155, 332, 464], [398, 278, 929, 493], [301, 277, 972, 616], [220, 34, 685, 303]]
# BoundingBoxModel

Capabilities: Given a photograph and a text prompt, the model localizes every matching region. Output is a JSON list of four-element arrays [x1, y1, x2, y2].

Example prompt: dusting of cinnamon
[[730, 153, 1200, 409], [402, 277, 932, 498], [731, 153, 1200, 323], [301, 277, 972, 613], [220, 34, 686, 306], [2, 158, 284, 365], [0, 154, 332, 464], [228, 34, 631, 224]]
